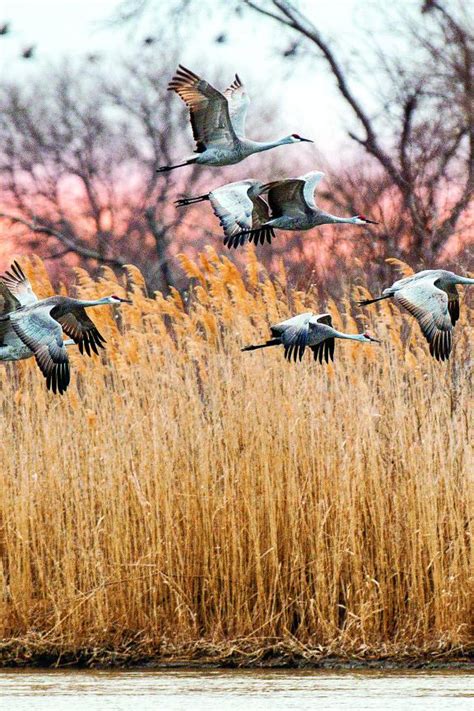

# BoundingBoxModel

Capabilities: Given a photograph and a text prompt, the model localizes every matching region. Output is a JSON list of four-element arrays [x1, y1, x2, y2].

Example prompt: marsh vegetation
[[0, 252, 471, 665]]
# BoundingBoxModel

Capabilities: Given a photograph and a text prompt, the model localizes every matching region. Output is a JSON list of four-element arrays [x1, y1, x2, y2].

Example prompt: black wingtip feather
[[225, 226, 275, 250], [448, 299, 460, 326], [310, 338, 334, 365], [429, 330, 452, 361]]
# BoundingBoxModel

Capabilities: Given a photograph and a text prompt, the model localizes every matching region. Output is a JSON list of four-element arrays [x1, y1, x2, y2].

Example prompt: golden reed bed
[[0, 250, 472, 666]]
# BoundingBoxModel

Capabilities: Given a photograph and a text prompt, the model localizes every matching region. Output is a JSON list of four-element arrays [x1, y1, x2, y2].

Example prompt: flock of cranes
[[0, 65, 472, 393]]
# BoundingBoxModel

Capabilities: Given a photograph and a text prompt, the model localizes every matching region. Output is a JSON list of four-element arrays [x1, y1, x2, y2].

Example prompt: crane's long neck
[[453, 276, 474, 285], [248, 137, 292, 153], [76, 297, 112, 308], [329, 328, 366, 342], [319, 212, 357, 224]]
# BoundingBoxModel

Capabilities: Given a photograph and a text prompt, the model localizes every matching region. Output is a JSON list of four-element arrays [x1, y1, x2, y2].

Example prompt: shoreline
[[0, 641, 472, 671]]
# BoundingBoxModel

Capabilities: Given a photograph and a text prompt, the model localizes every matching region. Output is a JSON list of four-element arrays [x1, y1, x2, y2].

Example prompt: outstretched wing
[[264, 179, 308, 218], [10, 309, 70, 394], [0, 281, 20, 316], [1, 261, 38, 307], [0, 280, 22, 344], [224, 74, 250, 138], [55, 308, 106, 356], [168, 65, 238, 151], [242, 195, 275, 247], [299, 171, 325, 211], [395, 280, 453, 361], [310, 338, 335, 364], [309, 313, 334, 364], [210, 181, 257, 236], [270, 312, 313, 362], [315, 312, 333, 327], [210, 180, 272, 249]]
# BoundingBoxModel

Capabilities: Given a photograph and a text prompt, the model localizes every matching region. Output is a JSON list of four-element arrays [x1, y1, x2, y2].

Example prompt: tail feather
[[241, 338, 280, 352]]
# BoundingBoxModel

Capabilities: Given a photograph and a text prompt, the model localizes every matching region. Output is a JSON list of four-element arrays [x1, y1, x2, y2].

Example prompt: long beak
[[369, 336, 382, 343], [119, 298, 133, 304], [300, 137, 314, 143], [364, 218, 379, 224]]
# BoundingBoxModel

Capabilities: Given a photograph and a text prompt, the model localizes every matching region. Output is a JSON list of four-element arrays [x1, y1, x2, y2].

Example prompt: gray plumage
[[0, 261, 130, 394], [158, 65, 313, 172], [235, 171, 378, 247], [359, 269, 474, 361], [242, 312, 380, 363], [175, 179, 274, 248]]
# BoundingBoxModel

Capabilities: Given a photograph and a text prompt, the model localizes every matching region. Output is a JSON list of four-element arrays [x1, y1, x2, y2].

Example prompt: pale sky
[[0, 0, 382, 153]]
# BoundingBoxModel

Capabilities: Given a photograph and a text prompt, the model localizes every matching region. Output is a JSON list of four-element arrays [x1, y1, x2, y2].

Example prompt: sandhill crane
[[235, 171, 378, 246], [0, 263, 75, 363], [358, 269, 474, 361], [0, 261, 130, 394], [175, 179, 275, 248], [157, 65, 313, 173], [242, 312, 380, 363]]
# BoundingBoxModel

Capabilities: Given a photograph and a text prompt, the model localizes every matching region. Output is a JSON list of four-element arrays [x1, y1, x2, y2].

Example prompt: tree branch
[[242, 0, 296, 27], [0, 213, 126, 268], [245, 0, 404, 189], [432, 183, 474, 255], [144, 206, 173, 291], [399, 91, 419, 182]]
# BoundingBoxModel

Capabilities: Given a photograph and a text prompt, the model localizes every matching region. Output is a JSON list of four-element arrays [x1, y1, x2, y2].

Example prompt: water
[[0, 669, 472, 710]]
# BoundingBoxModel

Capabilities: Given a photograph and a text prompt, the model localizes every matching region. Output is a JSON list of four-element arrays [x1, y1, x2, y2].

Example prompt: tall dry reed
[[0, 250, 472, 662]]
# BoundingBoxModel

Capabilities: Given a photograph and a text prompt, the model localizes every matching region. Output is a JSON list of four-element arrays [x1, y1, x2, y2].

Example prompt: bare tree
[[242, 0, 473, 265], [0, 54, 201, 291]]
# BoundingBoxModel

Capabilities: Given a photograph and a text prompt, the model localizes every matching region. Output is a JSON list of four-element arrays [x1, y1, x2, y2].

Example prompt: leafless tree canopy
[[243, 0, 473, 265], [0, 55, 202, 290]]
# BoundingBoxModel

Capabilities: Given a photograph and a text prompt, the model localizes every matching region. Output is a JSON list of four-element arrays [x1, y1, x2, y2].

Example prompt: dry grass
[[0, 250, 472, 665]]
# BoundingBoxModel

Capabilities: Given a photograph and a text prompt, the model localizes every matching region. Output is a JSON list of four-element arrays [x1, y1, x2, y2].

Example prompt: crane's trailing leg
[[241, 338, 280, 352], [358, 294, 391, 306], [175, 194, 209, 207], [157, 159, 196, 173]]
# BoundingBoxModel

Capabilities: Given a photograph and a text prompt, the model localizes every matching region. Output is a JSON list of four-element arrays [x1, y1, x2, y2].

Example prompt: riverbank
[[0, 638, 472, 669]]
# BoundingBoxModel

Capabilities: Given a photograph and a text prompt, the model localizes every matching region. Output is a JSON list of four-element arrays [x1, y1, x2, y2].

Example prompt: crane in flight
[[242, 312, 380, 363], [0, 261, 130, 394], [358, 269, 474, 361], [234, 171, 378, 246], [158, 65, 313, 173]]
